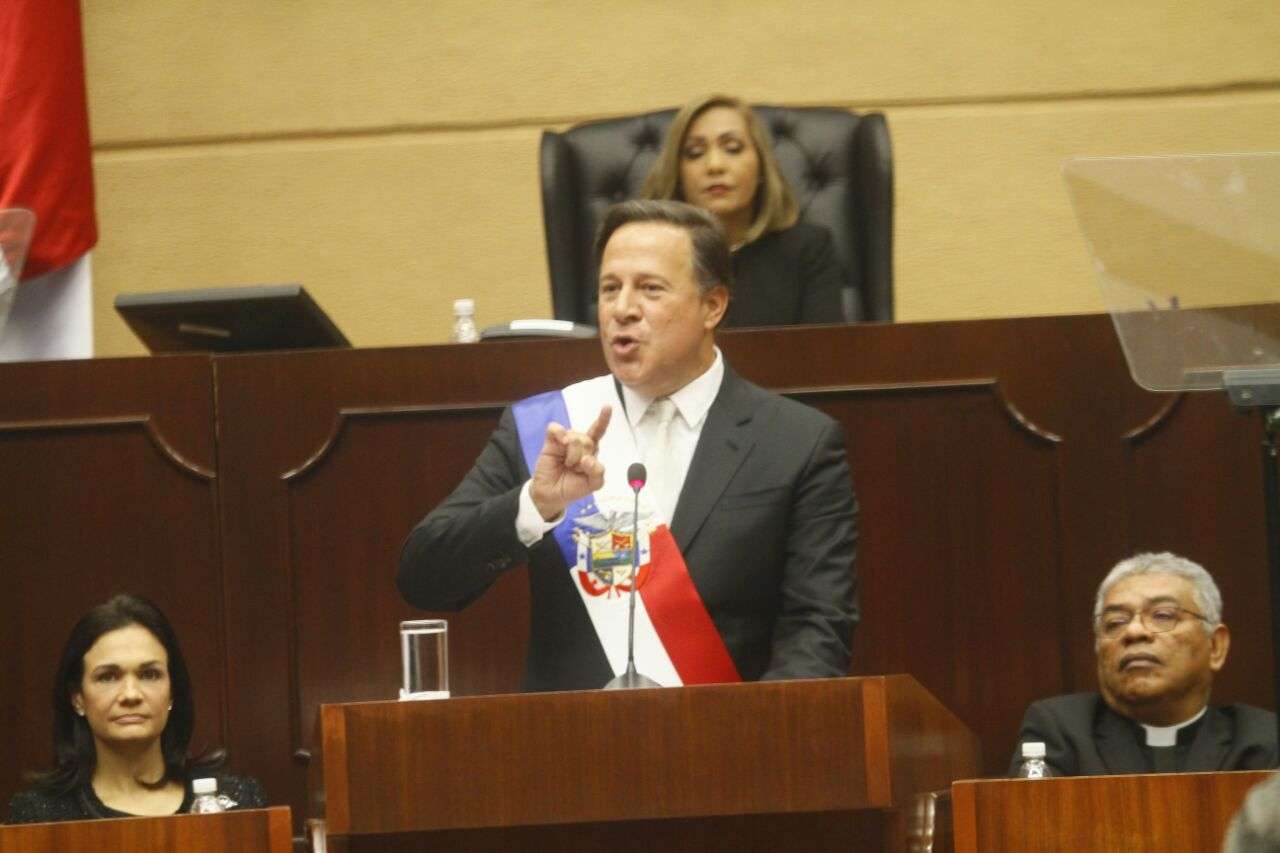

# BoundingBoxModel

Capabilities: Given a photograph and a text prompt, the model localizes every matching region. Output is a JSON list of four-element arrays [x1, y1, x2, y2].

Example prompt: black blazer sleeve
[[760, 412, 858, 680], [1222, 704, 1280, 770], [727, 223, 846, 328], [397, 407, 534, 611], [796, 225, 845, 325], [1008, 697, 1083, 777]]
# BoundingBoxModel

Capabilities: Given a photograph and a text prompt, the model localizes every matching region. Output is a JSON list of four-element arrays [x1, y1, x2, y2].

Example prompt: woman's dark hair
[[33, 593, 214, 795]]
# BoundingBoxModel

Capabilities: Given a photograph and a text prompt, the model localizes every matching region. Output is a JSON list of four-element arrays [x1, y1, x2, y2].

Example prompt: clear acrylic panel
[[1063, 153, 1280, 392], [0, 208, 36, 289], [0, 208, 36, 328]]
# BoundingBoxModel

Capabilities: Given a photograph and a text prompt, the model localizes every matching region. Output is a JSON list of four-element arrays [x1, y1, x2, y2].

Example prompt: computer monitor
[[115, 284, 350, 353]]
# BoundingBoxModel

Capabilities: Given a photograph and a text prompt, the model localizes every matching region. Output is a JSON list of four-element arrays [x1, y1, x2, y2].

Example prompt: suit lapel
[[1095, 705, 1149, 774], [1185, 706, 1232, 771], [670, 369, 755, 555]]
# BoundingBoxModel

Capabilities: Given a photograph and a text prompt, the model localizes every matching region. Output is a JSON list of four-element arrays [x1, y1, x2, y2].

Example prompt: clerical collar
[[1140, 706, 1207, 747]]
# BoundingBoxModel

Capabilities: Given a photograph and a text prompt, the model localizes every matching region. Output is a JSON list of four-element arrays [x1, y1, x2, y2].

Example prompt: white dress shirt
[[515, 348, 725, 545]]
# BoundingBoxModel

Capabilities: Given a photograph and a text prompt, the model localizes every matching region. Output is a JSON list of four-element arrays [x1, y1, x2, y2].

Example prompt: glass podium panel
[[0, 208, 36, 328], [1064, 153, 1280, 392]]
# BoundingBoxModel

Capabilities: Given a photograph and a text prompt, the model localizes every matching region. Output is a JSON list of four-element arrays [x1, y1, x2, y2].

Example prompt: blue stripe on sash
[[512, 391, 598, 566]]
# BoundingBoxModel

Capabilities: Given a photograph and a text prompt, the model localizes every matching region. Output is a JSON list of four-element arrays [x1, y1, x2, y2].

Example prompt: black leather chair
[[539, 105, 893, 325]]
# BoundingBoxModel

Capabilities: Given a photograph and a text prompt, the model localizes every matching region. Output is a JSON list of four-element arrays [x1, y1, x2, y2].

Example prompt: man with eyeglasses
[[1008, 552, 1278, 776]]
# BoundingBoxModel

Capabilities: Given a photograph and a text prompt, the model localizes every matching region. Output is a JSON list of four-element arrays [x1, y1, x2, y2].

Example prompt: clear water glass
[[399, 619, 449, 700]]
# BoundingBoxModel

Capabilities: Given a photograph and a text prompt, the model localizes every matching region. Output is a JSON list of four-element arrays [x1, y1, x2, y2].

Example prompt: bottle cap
[[453, 298, 475, 315], [192, 777, 218, 795], [1021, 741, 1046, 759]]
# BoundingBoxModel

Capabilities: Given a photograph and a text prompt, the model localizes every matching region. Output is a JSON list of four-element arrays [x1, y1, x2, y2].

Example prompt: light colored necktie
[[644, 397, 680, 525]]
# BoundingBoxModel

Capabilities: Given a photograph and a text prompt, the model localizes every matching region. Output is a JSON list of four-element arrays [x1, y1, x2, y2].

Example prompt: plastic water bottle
[[451, 298, 479, 343], [190, 777, 226, 813], [1015, 742, 1052, 778]]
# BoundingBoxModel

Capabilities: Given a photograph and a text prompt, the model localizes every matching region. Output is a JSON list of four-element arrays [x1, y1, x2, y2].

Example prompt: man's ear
[[1208, 623, 1230, 672], [702, 284, 729, 330]]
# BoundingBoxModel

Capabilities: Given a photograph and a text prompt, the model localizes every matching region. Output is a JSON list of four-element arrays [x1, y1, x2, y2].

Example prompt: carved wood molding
[[1122, 393, 1185, 444], [280, 401, 508, 482], [0, 415, 214, 479], [276, 402, 505, 754], [783, 378, 1061, 445]]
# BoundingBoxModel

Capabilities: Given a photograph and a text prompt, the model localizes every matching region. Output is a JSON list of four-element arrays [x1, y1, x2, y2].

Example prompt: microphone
[[603, 463, 660, 689]]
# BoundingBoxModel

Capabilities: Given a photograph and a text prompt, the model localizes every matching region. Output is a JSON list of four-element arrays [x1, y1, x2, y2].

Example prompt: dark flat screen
[[115, 284, 350, 353]]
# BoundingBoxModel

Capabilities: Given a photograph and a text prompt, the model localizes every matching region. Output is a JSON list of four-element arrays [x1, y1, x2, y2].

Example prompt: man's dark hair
[[593, 199, 734, 296], [33, 593, 220, 795]]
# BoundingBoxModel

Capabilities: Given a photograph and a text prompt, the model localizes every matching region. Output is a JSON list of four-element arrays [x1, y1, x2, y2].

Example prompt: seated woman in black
[[641, 93, 846, 327], [5, 594, 264, 823]]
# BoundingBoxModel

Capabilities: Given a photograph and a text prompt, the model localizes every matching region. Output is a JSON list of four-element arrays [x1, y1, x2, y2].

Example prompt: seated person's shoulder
[[1222, 703, 1280, 746], [743, 378, 842, 438], [752, 220, 834, 256], [1025, 692, 1105, 718], [1208, 703, 1278, 771], [6, 786, 85, 824], [1008, 693, 1104, 777], [1227, 702, 1279, 725], [788, 220, 835, 243]]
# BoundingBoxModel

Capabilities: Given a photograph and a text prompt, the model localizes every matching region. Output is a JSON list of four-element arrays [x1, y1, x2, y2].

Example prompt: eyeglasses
[[1096, 604, 1208, 639]]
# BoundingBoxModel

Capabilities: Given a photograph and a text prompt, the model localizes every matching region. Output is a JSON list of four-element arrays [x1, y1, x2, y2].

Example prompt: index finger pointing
[[585, 405, 612, 443]]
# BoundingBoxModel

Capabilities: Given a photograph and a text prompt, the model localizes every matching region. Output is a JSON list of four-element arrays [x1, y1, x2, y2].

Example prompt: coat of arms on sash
[[571, 509, 652, 598]]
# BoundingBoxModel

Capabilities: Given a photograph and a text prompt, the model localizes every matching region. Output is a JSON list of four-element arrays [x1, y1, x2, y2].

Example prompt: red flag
[[0, 0, 98, 281]]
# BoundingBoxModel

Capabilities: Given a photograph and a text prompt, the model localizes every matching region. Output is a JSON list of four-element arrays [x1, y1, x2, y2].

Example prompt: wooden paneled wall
[[0, 314, 1270, 832], [0, 356, 226, 796]]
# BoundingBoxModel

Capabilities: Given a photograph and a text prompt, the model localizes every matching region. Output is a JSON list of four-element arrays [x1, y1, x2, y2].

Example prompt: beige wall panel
[[891, 90, 1280, 322], [91, 90, 1280, 356], [92, 129, 551, 357], [84, 1, 1280, 145]]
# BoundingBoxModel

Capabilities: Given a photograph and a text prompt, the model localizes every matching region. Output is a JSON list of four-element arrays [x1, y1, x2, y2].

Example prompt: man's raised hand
[[529, 405, 612, 521]]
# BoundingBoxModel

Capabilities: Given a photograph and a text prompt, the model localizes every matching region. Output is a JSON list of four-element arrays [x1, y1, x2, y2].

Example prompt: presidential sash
[[513, 376, 741, 686]]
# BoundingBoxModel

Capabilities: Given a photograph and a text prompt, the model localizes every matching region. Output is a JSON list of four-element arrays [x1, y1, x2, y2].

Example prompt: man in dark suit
[[397, 199, 858, 691], [1009, 552, 1277, 776]]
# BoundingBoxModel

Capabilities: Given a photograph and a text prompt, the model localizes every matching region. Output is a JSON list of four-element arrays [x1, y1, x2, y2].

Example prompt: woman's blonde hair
[[640, 94, 798, 246]]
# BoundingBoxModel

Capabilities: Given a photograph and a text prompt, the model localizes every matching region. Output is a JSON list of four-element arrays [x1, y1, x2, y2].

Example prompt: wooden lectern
[[951, 771, 1272, 852], [309, 675, 979, 851], [0, 806, 293, 853]]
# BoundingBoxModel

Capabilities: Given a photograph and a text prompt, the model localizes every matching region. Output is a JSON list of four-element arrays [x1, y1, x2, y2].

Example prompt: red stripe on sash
[[640, 527, 741, 684]]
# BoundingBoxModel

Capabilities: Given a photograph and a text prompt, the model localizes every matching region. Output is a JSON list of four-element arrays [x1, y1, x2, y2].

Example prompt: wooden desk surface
[[0, 806, 293, 853], [952, 771, 1272, 852]]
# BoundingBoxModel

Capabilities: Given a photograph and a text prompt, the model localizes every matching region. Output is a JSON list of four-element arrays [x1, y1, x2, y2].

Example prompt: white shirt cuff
[[516, 481, 563, 546]]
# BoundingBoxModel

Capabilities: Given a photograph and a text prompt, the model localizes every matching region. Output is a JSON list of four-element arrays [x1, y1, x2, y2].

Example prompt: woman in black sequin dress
[[4, 594, 264, 823]]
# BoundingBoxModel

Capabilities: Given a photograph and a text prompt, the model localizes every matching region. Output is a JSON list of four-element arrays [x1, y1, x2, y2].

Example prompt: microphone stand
[[603, 463, 661, 689], [1225, 371, 1280, 749]]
